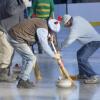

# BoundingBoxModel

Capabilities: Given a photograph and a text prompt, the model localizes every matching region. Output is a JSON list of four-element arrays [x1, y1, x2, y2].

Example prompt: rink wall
[[55, 2, 100, 26], [67, 3, 100, 26]]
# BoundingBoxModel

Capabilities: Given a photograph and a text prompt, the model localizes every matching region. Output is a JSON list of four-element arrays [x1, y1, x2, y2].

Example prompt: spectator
[[23, 0, 32, 18], [0, 0, 25, 82]]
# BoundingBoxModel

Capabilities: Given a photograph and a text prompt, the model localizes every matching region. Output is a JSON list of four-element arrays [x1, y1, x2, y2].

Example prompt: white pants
[[0, 30, 13, 68]]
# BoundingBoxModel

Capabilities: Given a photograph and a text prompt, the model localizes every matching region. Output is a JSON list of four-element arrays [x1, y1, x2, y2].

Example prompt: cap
[[63, 14, 72, 24], [48, 19, 60, 32]]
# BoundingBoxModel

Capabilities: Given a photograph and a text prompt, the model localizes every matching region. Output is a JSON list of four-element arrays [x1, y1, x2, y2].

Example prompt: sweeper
[[60, 14, 100, 84], [7, 18, 61, 88]]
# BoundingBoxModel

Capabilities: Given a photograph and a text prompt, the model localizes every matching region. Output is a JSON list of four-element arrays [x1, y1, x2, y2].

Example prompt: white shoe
[[84, 75, 100, 84]]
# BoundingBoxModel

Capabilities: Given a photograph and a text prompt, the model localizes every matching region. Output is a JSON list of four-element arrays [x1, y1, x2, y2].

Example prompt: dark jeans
[[77, 41, 100, 77], [32, 41, 43, 54], [37, 41, 43, 54]]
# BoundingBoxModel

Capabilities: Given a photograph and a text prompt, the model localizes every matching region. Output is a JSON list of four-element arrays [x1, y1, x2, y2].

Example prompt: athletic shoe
[[17, 79, 35, 88]]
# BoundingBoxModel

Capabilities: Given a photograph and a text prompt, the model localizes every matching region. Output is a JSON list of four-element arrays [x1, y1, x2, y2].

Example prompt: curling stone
[[56, 79, 72, 88]]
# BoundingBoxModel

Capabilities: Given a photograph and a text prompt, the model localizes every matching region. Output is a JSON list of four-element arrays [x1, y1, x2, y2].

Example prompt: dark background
[[54, 0, 100, 4]]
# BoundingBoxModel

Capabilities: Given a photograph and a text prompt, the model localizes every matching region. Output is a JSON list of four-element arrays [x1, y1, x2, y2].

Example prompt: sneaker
[[0, 74, 16, 82], [84, 75, 100, 84], [17, 79, 35, 88], [0, 68, 16, 82]]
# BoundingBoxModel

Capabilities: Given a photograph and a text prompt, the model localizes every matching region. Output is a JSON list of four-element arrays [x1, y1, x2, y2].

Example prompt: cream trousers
[[0, 30, 13, 68]]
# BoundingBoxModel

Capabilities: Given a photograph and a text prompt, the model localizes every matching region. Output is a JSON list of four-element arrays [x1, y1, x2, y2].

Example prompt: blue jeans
[[77, 41, 100, 77], [7, 35, 36, 80]]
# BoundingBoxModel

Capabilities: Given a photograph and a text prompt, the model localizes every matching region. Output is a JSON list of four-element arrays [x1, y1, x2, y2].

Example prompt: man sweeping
[[7, 18, 60, 88], [61, 14, 100, 84]]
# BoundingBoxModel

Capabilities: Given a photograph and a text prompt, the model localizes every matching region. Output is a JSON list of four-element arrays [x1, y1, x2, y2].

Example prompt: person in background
[[28, 0, 55, 54], [0, 0, 26, 82], [29, 0, 54, 19], [7, 18, 60, 88], [61, 14, 100, 84], [23, 0, 32, 18]]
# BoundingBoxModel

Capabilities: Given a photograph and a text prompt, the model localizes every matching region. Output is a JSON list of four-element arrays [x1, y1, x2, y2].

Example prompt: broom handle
[[51, 41, 73, 82]]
